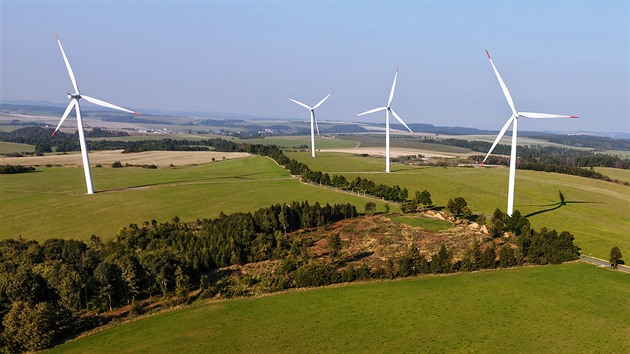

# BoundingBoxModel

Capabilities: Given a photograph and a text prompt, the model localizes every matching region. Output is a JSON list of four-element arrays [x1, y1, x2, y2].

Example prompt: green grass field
[[0, 156, 385, 242], [285, 151, 630, 259], [49, 262, 630, 353], [388, 215, 454, 231], [595, 167, 630, 183], [0, 141, 35, 154]]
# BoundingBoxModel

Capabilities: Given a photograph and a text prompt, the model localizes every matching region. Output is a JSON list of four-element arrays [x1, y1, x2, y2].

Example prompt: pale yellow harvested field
[[0, 150, 250, 167]]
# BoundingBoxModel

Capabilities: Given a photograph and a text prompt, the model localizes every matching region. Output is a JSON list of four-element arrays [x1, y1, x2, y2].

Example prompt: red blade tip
[[51, 131, 57, 137], [570, 116, 579, 118], [54, 32, 59, 41], [133, 112, 142, 116], [479, 161, 485, 168], [485, 49, 491, 59]]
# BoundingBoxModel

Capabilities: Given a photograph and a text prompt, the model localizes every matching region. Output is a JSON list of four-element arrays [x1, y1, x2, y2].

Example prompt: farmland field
[[0, 154, 386, 242], [49, 262, 630, 353], [0, 141, 34, 154], [337, 135, 473, 154], [595, 167, 630, 183], [241, 135, 359, 149], [0, 150, 248, 167], [286, 151, 630, 259]]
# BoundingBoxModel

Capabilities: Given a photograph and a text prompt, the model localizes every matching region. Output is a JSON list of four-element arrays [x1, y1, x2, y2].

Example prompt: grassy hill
[[0, 155, 385, 242], [285, 151, 630, 259], [595, 167, 630, 184], [49, 262, 630, 353], [0, 141, 34, 154]]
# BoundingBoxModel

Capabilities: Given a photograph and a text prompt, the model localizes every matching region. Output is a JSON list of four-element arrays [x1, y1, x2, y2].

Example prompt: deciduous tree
[[610, 246, 623, 267]]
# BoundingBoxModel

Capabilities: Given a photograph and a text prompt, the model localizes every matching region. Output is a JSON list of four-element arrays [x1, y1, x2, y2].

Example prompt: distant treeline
[[528, 133, 630, 151], [417, 136, 630, 169], [0, 127, 128, 155]]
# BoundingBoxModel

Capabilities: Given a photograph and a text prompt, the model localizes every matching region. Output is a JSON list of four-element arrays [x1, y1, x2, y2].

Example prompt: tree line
[[415, 136, 629, 169], [527, 133, 630, 151]]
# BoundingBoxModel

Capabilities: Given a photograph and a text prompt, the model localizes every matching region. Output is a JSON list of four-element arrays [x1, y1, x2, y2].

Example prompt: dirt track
[[0, 150, 250, 167]]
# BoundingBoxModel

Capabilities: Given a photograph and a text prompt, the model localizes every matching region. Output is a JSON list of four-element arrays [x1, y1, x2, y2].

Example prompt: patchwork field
[[337, 135, 473, 154], [0, 155, 386, 242], [241, 135, 359, 149], [49, 262, 630, 353], [595, 167, 630, 183], [0, 150, 249, 167], [286, 151, 630, 259]]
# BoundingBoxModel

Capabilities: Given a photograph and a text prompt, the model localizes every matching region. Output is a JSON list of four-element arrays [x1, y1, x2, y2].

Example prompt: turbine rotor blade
[[356, 107, 387, 116], [480, 115, 515, 167], [55, 32, 80, 94], [81, 95, 138, 115], [486, 50, 517, 116], [390, 109, 415, 135], [519, 112, 579, 119], [287, 97, 312, 110], [387, 67, 398, 107], [52, 100, 77, 137], [314, 114, 321, 135], [312, 92, 333, 110]]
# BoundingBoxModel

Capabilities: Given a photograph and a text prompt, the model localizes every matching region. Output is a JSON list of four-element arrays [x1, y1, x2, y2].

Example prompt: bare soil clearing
[[0, 150, 250, 167]]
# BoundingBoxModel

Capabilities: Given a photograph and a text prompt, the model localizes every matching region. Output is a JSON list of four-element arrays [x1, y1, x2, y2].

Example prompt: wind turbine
[[356, 68, 415, 173], [287, 92, 333, 158], [481, 49, 578, 216], [52, 32, 141, 195]]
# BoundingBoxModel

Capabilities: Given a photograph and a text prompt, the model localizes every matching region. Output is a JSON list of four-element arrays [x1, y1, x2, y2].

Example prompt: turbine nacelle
[[69, 93, 81, 100]]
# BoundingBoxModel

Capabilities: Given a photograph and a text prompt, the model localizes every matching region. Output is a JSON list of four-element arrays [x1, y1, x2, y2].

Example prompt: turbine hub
[[69, 93, 81, 100]]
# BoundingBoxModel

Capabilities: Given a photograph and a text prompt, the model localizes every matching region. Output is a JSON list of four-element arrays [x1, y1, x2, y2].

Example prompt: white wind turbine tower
[[481, 49, 578, 216], [287, 92, 333, 158], [356, 68, 415, 173], [52, 32, 141, 194]]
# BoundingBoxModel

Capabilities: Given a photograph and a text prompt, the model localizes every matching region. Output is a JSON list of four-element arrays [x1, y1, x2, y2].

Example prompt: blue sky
[[1, 1, 628, 133]]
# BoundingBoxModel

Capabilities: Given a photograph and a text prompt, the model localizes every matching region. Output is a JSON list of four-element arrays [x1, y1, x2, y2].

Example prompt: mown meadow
[[49, 262, 630, 353], [0, 155, 385, 242]]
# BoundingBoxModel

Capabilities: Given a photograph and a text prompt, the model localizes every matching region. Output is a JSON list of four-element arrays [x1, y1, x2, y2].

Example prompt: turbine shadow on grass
[[390, 166, 430, 172], [224, 172, 266, 180], [96, 178, 206, 193], [523, 191, 601, 218]]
